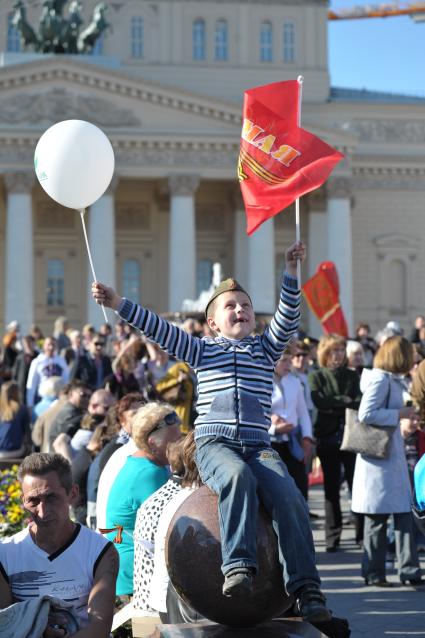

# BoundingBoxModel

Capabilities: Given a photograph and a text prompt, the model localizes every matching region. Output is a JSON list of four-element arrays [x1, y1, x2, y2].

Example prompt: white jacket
[[351, 368, 411, 514]]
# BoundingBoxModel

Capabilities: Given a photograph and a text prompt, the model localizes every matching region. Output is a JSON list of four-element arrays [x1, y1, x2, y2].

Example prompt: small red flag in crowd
[[238, 80, 344, 235], [302, 261, 348, 337]]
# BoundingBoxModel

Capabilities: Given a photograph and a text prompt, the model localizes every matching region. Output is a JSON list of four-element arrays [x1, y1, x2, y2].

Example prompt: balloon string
[[79, 209, 108, 323]]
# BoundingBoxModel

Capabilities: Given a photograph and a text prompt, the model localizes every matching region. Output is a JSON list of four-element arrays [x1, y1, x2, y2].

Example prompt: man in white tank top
[[0, 453, 118, 638]]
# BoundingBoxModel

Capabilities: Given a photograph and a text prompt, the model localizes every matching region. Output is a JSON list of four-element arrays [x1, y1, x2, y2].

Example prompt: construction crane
[[328, 2, 425, 22]]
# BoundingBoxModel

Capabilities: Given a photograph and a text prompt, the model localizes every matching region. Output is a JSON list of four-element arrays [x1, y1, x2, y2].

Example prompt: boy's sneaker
[[294, 584, 332, 623], [222, 568, 254, 597]]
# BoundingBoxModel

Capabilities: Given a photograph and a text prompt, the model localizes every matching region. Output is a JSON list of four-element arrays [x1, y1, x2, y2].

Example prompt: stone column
[[326, 177, 354, 335], [87, 177, 118, 327], [247, 218, 275, 314], [307, 190, 327, 337], [168, 175, 199, 311], [4, 172, 34, 333]]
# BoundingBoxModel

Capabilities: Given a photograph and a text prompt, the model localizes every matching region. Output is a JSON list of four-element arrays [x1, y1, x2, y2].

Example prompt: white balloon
[[34, 120, 115, 210]]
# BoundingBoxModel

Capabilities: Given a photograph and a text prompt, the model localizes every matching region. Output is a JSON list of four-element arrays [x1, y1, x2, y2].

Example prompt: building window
[[131, 16, 143, 58], [47, 259, 65, 307], [197, 259, 213, 297], [283, 21, 295, 62], [7, 14, 20, 52], [91, 33, 104, 56], [193, 19, 206, 60], [260, 21, 273, 62], [388, 259, 407, 314], [123, 259, 140, 301], [215, 19, 228, 61]]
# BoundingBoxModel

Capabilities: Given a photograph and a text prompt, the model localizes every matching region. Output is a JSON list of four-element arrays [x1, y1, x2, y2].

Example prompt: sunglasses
[[293, 352, 308, 358], [94, 342, 104, 347], [149, 411, 180, 434]]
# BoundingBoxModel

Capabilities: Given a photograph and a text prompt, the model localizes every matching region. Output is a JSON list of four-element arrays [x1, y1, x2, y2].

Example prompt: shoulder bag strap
[[383, 373, 392, 409]]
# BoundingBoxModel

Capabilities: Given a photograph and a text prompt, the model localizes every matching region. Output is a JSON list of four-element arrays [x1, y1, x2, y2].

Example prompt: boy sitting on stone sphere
[[91, 240, 330, 623]]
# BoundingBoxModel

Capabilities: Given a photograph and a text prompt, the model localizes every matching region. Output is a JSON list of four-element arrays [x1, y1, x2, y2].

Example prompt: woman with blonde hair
[[103, 402, 182, 598], [309, 334, 362, 551], [352, 336, 423, 586], [133, 432, 197, 613], [0, 381, 29, 458]]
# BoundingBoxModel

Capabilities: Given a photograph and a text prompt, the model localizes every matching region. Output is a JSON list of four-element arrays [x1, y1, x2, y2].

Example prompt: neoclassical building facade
[[0, 0, 424, 336]]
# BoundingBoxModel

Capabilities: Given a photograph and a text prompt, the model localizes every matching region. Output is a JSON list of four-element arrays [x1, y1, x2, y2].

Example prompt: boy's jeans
[[195, 436, 320, 594]]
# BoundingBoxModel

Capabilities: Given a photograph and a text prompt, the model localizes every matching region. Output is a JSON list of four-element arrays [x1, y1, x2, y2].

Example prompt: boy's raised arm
[[91, 282, 203, 368], [261, 241, 305, 363]]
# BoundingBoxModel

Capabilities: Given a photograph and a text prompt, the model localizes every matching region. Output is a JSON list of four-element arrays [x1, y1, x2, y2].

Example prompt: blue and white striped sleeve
[[261, 273, 300, 364], [117, 298, 202, 368]]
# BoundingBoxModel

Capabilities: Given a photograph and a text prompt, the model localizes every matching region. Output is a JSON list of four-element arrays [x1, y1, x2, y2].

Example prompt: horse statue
[[52, 0, 67, 16], [77, 2, 110, 53], [38, 0, 65, 52], [61, 0, 83, 54], [12, 0, 39, 49]]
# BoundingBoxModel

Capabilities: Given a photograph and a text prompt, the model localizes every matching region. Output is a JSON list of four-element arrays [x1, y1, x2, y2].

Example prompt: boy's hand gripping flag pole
[[238, 78, 344, 284]]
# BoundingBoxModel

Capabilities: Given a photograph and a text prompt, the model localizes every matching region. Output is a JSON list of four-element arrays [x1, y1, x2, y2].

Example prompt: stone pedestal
[[150, 618, 326, 638]]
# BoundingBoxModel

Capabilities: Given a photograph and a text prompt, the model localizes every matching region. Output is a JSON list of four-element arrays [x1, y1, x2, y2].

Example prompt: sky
[[328, 0, 425, 97]]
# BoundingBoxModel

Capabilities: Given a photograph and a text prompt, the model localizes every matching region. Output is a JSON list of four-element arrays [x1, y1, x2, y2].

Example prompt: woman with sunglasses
[[103, 402, 182, 599]]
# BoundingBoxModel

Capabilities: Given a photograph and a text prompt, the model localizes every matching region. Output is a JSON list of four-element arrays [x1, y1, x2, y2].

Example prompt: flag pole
[[295, 75, 304, 286]]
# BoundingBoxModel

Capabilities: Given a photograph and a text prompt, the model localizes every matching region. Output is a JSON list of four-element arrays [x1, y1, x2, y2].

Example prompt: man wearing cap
[[91, 240, 332, 624]]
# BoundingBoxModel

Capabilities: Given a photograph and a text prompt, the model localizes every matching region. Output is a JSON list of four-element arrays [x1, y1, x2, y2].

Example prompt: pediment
[[373, 233, 420, 250], [0, 87, 141, 128], [0, 56, 242, 134], [302, 118, 358, 152]]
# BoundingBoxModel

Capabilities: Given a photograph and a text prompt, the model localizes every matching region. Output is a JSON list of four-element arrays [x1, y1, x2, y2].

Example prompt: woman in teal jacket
[[104, 402, 181, 596]]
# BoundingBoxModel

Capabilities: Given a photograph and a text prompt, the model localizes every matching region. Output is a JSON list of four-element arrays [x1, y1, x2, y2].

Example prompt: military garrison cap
[[205, 278, 252, 318]]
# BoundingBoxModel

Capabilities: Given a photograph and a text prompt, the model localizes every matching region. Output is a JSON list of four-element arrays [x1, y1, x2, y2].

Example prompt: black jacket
[[309, 366, 362, 439], [48, 402, 84, 450], [70, 354, 112, 390]]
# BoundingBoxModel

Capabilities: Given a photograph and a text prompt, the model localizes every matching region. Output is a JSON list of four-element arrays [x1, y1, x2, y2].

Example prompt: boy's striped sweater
[[118, 273, 300, 443]]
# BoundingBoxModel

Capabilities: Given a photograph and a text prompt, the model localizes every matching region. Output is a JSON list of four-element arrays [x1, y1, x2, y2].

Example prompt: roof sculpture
[[12, 0, 110, 54]]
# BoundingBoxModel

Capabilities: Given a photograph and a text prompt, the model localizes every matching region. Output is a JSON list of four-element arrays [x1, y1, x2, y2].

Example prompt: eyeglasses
[[293, 353, 308, 358], [94, 342, 104, 347], [149, 411, 180, 435]]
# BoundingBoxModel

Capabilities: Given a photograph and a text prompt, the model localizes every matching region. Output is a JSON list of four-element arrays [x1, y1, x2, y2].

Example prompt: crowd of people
[[1, 268, 425, 636]]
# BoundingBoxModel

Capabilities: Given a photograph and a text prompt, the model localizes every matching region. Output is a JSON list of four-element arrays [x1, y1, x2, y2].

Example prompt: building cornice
[[0, 135, 241, 178], [147, 0, 326, 4]]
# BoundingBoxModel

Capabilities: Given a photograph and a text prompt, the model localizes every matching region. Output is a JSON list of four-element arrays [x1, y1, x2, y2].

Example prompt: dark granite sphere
[[165, 486, 292, 627]]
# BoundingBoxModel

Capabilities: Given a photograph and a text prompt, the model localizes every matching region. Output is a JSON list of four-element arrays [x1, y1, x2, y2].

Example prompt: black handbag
[[340, 376, 396, 459]]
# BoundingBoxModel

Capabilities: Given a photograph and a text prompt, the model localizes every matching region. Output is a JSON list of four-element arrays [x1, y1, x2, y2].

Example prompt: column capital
[[168, 174, 200, 197], [4, 172, 34, 195], [326, 176, 352, 199]]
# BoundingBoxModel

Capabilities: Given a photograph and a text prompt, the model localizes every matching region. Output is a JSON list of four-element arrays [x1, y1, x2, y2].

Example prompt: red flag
[[302, 262, 348, 337], [238, 81, 344, 235]]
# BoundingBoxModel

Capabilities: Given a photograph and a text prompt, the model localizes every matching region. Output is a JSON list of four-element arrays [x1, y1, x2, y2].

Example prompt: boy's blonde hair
[[205, 278, 251, 319]]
